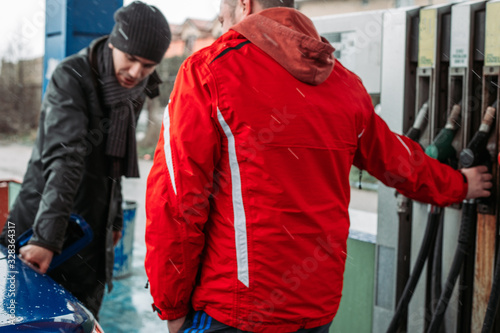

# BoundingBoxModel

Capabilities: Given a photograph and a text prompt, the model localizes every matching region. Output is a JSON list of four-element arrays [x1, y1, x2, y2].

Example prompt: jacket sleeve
[[353, 92, 467, 206], [29, 61, 89, 254], [145, 58, 220, 320]]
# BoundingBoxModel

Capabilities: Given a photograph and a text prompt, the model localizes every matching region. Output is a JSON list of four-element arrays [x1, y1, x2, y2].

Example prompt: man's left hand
[[168, 316, 186, 333], [113, 231, 122, 247]]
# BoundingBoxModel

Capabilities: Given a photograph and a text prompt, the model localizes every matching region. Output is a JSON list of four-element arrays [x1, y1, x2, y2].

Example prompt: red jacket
[[145, 8, 467, 332]]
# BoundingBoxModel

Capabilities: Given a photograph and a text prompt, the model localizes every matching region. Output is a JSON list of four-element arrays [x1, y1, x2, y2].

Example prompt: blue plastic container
[[113, 201, 137, 279], [16, 214, 93, 272]]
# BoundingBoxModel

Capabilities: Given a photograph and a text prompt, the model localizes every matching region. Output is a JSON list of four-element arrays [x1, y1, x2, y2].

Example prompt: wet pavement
[[99, 158, 168, 332], [0, 141, 377, 333], [100, 243, 167, 332]]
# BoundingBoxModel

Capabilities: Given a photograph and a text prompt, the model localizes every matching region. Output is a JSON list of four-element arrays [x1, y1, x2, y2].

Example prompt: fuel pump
[[441, 3, 487, 332], [427, 1, 496, 329], [414, 4, 451, 148], [374, 7, 421, 332], [406, 103, 430, 143], [470, 2, 500, 331], [427, 105, 496, 333], [407, 5, 452, 332], [425, 104, 461, 165], [387, 107, 460, 333], [477, 1, 500, 331], [378, 2, 489, 332]]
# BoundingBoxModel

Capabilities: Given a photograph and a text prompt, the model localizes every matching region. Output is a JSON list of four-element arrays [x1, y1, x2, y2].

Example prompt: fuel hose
[[427, 101, 497, 333], [386, 101, 445, 333], [426, 200, 477, 333], [480, 101, 499, 333], [386, 206, 442, 333]]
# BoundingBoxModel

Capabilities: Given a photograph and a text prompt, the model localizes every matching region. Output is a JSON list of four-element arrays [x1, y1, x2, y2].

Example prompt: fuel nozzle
[[459, 100, 497, 168], [425, 103, 462, 163], [406, 102, 429, 142], [396, 102, 430, 213]]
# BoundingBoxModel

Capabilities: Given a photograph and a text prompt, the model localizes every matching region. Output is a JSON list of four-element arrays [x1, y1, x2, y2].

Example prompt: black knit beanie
[[109, 1, 171, 63]]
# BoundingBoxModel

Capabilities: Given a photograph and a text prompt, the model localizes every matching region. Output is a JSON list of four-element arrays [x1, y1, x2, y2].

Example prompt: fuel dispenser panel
[[393, 1, 498, 333], [415, 4, 452, 148], [445, 3, 486, 333], [380, 2, 490, 333], [474, 2, 500, 332], [408, 4, 453, 333], [314, 2, 498, 332], [373, 7, 420, 333]]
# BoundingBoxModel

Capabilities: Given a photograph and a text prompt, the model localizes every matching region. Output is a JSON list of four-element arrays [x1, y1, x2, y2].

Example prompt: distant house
[[165, 18, 221, 58]]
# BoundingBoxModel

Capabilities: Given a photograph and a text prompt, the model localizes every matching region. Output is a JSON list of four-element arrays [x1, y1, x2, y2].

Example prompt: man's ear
[[108, 43, 114, 49], [239, 0, 253, 17]]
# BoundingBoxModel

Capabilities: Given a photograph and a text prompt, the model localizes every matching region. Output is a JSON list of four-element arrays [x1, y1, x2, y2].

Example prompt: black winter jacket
[[2, 36, 161, 287]]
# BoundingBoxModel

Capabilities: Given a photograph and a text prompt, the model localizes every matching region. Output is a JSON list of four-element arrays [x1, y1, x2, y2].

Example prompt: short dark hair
[[257, 0, 294, 8]]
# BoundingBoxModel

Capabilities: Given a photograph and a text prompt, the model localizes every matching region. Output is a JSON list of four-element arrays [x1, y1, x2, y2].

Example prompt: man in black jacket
[[1, 1, 171, 317]]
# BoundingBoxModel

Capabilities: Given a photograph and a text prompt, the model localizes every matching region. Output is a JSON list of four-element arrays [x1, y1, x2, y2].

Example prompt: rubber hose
[[427, 202, 477, 333], [430, 212, 444, 321], [386, 207, 442, 333]]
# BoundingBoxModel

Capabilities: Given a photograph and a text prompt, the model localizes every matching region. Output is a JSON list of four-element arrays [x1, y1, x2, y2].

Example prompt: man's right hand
[[19, 244, 54, 274], [461, 165, 493, 199]]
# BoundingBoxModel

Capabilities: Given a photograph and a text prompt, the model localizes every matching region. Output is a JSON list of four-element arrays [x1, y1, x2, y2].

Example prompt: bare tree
[[0, 34, 40, 137]]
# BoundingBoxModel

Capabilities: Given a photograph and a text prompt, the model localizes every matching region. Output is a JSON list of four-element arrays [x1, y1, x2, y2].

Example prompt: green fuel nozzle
[[406, 102, 429, 142], [425, 103, 462, 162], [459, 100, 497, 168]]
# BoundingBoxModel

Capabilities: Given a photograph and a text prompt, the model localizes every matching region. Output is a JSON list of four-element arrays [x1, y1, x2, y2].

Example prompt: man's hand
[[461, 165, 493, 199], [167, 316, 186, 333], [113, 230, 122, 247], [19, 244, 54, 274]]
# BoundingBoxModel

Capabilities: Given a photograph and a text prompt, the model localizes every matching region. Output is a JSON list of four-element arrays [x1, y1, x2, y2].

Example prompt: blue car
[[0, 230, 104, 332]]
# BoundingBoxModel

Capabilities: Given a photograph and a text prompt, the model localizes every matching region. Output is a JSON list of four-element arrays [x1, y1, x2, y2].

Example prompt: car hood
[[0, 246, 94, 332]]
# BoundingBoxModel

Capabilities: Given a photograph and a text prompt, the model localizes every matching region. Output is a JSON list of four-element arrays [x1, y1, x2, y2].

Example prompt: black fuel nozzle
[[425, 103, 461, 163], [405, 102, 429, 142], [459, 101, 497, 168], [395, 102, 429, 212]]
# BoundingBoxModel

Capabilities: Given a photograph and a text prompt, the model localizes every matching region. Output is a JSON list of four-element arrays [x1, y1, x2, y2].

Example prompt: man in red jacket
[[145, 1, 492, 332]]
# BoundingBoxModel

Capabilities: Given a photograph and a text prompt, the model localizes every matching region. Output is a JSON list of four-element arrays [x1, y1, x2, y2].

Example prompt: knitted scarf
[[97, 40, 148, 179]]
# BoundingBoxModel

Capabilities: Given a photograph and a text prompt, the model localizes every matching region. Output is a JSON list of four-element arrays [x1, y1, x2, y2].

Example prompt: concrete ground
[[0, 141, 378, 332]]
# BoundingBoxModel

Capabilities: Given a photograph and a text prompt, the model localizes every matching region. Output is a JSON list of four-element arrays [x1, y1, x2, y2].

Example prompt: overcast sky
[[0, 0, 220, 60]]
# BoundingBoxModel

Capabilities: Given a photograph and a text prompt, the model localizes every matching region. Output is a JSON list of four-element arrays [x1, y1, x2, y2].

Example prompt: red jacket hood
[[232, 7, 335, 85]]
